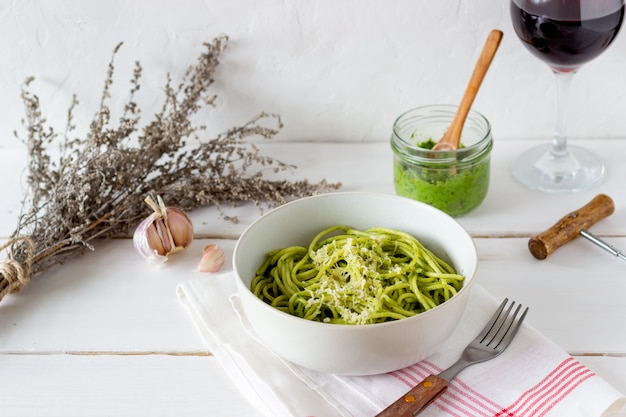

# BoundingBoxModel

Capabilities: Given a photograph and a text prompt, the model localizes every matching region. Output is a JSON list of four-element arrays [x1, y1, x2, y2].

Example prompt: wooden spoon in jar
[[433, 29, 503, 151]]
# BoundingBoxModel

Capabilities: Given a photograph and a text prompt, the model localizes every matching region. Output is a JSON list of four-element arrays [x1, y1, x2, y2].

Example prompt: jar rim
[[391, 104, 492, 164]]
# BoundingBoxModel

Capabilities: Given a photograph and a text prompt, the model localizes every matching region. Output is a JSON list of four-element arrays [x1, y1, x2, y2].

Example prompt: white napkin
[[177, 273, 626, 417]]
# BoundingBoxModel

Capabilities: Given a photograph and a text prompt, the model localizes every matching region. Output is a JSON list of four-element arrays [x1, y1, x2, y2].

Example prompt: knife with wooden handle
[[375, 374, 449, 417], [528, 194, 615, 260]]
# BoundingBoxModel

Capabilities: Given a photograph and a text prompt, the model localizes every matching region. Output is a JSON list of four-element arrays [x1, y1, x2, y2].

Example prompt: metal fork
[[376, 298, 529, 417]]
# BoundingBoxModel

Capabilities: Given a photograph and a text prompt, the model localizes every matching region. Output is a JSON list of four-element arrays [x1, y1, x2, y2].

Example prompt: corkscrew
[[528, 194, 625, 262]]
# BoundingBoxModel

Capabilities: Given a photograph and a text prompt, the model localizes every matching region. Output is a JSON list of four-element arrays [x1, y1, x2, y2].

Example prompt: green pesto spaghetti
[[250, 225, 464, 325]]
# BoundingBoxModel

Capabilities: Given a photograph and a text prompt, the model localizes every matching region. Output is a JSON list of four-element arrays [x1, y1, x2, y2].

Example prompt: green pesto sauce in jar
[[390, 105, 492, 217], [393, 139, 490, 217]]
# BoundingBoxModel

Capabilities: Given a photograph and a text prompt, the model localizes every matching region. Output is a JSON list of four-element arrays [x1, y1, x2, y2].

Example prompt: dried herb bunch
[[0, 35, 340, 302]]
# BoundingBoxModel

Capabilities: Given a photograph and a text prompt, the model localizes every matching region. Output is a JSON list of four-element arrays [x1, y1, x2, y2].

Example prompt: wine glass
[[510, 0, 625, 192]]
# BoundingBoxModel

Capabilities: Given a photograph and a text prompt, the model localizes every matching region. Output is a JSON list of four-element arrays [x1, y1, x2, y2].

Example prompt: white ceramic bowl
[[233, 192, 477, 375]]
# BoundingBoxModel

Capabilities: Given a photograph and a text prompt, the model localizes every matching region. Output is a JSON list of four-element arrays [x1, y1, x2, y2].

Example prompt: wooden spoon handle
[[446, 29, 503, 142], [528, 194, 615, 260], [375, 374, 448, 417]]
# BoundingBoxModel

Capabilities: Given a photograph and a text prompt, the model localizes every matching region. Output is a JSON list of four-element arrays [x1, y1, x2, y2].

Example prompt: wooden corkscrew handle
[[528, 194, 615, 260]]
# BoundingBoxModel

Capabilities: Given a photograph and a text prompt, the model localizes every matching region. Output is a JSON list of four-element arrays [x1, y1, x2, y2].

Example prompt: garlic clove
[[134, 214, 158, 254], [133, 217, 169, 265], [197, 244, 225, 273], [133, 195, 194, 264], [154, 217, 173, 254], [166, 208, 193, 249], [147, 220, 167, 256]]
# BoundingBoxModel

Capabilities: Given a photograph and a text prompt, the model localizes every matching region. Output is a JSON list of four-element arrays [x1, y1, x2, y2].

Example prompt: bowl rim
[[232, 191, 478, 329]]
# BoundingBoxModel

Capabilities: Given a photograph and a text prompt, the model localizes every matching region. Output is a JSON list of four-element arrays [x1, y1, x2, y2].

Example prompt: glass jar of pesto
[[391, 105, 493, 217]]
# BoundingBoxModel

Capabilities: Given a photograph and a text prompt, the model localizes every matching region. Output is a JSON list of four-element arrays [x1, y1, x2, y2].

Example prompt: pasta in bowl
[[233, 192, 478, 375], [252, 225, 464, 325]]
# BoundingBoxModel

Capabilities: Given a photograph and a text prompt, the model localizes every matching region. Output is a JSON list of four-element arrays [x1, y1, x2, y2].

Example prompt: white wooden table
[[1, 139, 625, 416]]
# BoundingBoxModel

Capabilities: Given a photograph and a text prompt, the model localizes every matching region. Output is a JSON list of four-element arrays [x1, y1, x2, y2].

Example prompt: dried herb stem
[[0, 35, 340, 302]]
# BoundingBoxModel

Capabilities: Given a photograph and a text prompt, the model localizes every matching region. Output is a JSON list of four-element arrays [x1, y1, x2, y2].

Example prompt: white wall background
[[2, 0, 626, 147]]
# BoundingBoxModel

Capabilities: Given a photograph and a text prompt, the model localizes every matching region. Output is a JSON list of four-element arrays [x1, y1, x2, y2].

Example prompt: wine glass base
[[511, 144, 604, 193]]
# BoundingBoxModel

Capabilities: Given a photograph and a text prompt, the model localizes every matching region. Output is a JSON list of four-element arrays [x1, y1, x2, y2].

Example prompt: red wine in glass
[[511, 1, 624, 72], [510, 0, 625, 193]]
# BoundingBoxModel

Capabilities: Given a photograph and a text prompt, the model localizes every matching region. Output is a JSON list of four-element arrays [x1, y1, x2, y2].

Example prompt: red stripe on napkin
[[496, 357, 595, 417], [389, 361, 440, 388], [439, 376, 505, 417], [389, 362, 504, 416], [387, 357, 595, 417]]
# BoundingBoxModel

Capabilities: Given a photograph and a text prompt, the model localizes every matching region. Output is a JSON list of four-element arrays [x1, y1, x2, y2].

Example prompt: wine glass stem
[[552, 70, 575, 157]]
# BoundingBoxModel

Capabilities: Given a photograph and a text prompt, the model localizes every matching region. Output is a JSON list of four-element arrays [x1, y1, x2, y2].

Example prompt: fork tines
[[480, 298, 529, 351]]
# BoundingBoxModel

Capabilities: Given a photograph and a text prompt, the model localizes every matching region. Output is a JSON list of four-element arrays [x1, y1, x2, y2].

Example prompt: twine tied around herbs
[[0, 236, 35, 301]]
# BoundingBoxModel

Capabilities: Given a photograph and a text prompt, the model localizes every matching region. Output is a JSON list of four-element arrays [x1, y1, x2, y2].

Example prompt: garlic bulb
[[133, 195, 193, 265], [197, 244, 225, 273]]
